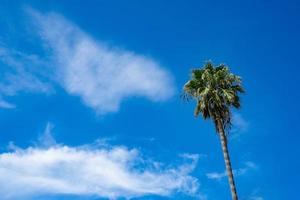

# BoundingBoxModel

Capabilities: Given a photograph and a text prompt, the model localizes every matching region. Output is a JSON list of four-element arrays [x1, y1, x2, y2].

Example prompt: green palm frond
[[183, 61, 245, 134]]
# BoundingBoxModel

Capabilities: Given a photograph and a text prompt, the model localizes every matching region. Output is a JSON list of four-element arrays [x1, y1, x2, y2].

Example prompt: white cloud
[[0, 98, 15, 109], [0, 123, 198, 199], [37, 122, 56, 148], [0, 145, 198, 199], [206, 171, 227, 181], [206, 161, 257, 181], [25, 8, 175, 114], [0, 47, 53, 97], [0, 9, 175, 113], [232, 112, 249, 134], [248, 189, 264, 200]]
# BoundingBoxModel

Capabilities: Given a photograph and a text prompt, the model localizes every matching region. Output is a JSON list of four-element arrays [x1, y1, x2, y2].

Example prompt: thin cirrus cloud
[[0, 98, 15, 109], [24, 8, 175, 114], [0, 124, 199, 200], [0, 47, 53, 107], [206, 161, 257, 181], [232, 112, 249, 135]]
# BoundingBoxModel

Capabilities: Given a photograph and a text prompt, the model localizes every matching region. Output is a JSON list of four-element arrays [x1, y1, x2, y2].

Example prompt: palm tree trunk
[[217, 120, 238, 200]]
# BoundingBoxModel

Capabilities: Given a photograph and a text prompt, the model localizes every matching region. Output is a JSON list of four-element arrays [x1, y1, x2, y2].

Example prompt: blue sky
[[0, 0, 299, 199]]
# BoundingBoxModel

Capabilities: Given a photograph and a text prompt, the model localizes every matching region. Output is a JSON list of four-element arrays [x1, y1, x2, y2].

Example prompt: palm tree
[[183, 61, 244, 200]]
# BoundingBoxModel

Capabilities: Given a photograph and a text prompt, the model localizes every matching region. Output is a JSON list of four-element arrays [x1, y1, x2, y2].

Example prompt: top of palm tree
[[183, 61, 245, 134]]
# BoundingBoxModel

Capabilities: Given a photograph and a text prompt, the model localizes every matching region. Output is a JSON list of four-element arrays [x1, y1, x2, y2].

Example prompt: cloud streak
[[0, 47, 53, 97], [0, 8, 175, 113], [0, 98, 15, 109], [206, 161, 257, 181], [231, 112, 249, 135], [27, 8, 175, 114]]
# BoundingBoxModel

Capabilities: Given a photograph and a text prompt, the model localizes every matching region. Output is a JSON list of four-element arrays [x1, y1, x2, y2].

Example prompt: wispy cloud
[[25, 8, 174, 114], [0, 98, 15, 109], [0, 8, 175, 114], [0, 124, 199, 199], [206, 161, 257, 181], [0, 47, 53, 97], [206, 171, 227, 181], [230, 112, 249, 139], [37, 122, 56, 148], [248, 189, 264, 200]]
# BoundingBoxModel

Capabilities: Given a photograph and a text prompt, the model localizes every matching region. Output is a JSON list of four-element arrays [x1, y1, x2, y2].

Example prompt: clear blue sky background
[[0, 0, 299, 200]]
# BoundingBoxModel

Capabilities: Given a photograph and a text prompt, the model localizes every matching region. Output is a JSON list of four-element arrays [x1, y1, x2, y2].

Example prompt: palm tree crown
[[183, 61, 244, 133]]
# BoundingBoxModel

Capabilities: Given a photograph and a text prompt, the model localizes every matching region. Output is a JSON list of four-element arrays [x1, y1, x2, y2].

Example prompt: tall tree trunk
[[217, 120, 238, 200]]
